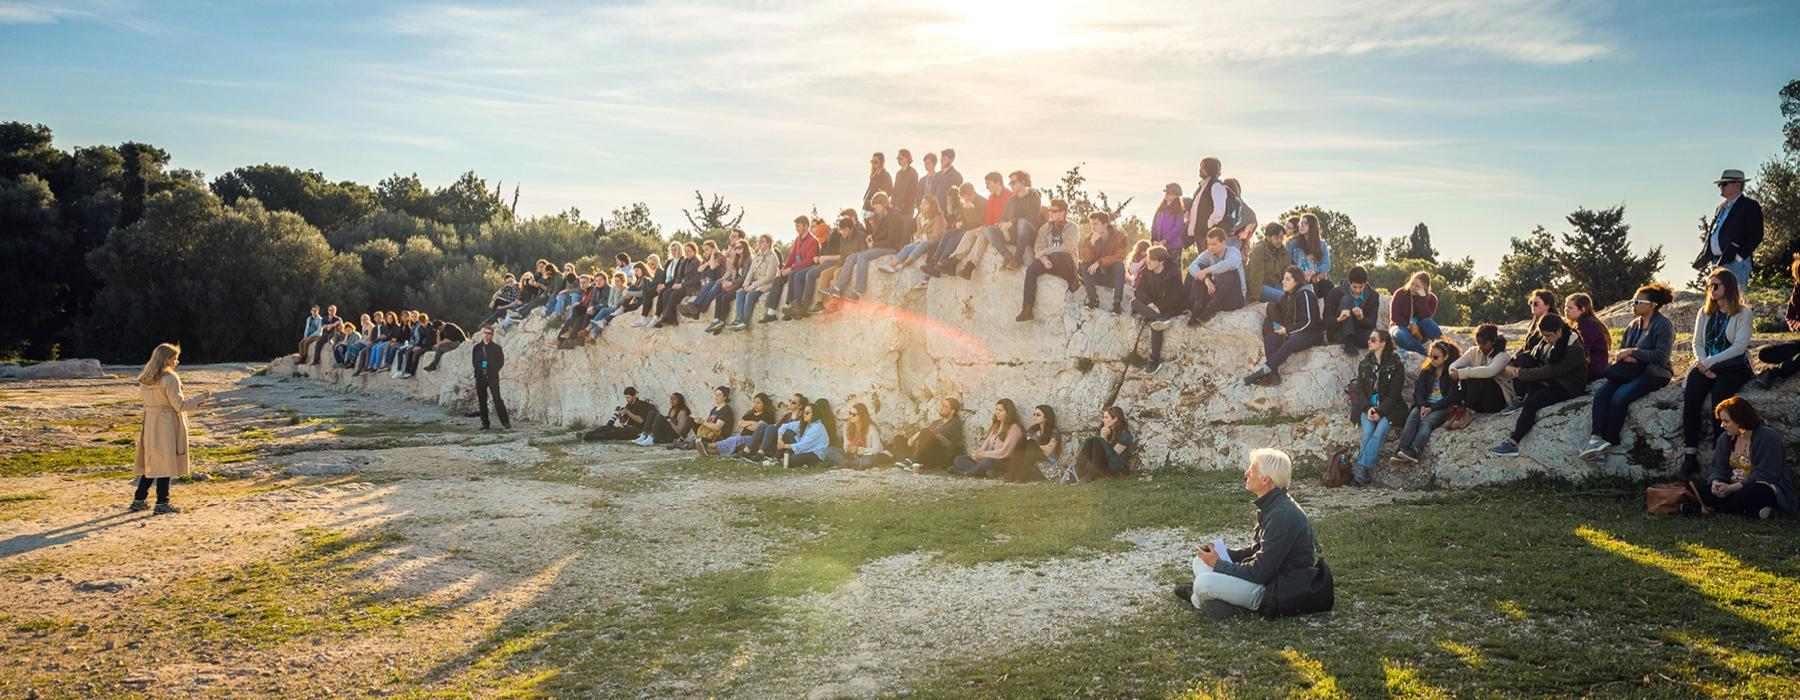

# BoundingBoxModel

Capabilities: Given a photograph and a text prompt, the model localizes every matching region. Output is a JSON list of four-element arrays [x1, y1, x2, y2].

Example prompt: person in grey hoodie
[[1015, 199, 1081, 321], [1582, 283, 1676, 461]]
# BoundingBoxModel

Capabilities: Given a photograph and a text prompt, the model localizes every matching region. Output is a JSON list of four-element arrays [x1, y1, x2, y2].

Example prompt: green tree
[[1383, 222, 1437, 263], [1750, 79, 1800, 279], [0, 174, 66, 358], [1555, 206, 1664, 308], [603, 201, 661, 239], [1050, 163, 1133, 222], [211, 163, 377, 233], [682, 190, 744, 235]]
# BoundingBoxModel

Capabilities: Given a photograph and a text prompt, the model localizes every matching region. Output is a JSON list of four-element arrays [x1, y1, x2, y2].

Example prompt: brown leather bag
[[1645, 482, 1697, 515], [696, 423, 724, 441], [1322, 447, 1354, 488], [1443, 405, 1473, 430]]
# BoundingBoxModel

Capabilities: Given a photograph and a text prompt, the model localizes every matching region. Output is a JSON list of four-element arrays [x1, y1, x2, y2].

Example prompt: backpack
[[1215, 179, 1245, 234], [1322, 447, 1354, 488]]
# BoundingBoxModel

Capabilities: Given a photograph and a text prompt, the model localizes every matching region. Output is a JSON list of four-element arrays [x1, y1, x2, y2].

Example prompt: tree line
[[1, 79, 1794, 362]]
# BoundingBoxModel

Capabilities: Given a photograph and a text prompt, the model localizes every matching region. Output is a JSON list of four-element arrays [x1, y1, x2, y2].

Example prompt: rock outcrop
[[272, 252, 1797, 487], [0, 359, 108, 381]]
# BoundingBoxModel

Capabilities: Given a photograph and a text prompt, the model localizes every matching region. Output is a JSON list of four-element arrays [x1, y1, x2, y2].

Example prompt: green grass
[[154, 527, 436, 645], [421, 474, 1800, 698], [0, 492, 47, 504], [0, 443, 258, 477]]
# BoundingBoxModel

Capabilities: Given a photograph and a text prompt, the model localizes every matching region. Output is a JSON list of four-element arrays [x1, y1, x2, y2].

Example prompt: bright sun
[[949, 0, 1072, 53]]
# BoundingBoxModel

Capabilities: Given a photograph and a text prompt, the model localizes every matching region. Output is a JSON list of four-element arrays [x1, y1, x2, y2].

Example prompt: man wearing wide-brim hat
[[1694, 168, 1764, 292]]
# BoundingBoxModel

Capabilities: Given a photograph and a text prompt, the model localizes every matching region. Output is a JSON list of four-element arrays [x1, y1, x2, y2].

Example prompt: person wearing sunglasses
[[1582, 284, 1676, 461], [1691, 169, 1763, 295], [1678, 267, 1757, 478]]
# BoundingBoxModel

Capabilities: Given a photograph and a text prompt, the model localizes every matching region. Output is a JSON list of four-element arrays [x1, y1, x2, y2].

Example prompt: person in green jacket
[[1489, 314, 1589, 456], [1244, 222, 1289, 303], [1350, 328, 1407, 485]]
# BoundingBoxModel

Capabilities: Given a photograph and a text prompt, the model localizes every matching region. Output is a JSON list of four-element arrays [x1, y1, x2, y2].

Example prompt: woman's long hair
[[1298, 213, 1325, 260], [1704, 267, 1746, 317], [989, 398, 1022, 438], [810, 398, 839, 447], [1424, 338, 1462, 373], [668, 392, 689, 419], [138, 343, 180, 386], [848, 402, 874, 446], [749, 393, 773, 423], [1368, 327, 1395, 364], [1032, 404, 1058, 445], [1102, 405, 1130, 441]]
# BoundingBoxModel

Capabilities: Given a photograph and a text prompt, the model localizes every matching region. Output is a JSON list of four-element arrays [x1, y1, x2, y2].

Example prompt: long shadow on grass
[[902, 484, 1800, 698]]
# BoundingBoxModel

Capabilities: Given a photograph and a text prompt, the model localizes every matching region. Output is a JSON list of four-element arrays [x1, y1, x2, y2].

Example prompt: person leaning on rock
[[471, 326, 510, 431], [132, 343, 212, 514]]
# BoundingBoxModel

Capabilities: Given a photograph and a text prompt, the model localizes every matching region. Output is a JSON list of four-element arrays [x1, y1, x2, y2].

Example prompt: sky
[[2, 0, 1796, 275]]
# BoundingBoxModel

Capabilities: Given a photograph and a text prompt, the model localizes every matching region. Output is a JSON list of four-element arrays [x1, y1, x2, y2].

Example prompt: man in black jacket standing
[[1696, 169, 1763, 294], [471, 326, 510, 430]]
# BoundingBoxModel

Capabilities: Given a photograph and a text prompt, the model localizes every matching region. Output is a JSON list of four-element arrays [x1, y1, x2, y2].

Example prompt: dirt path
[[0, 365, 1414, 698]]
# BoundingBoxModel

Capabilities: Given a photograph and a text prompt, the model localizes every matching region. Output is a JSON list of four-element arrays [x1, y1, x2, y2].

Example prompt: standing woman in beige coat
[[132, 343, 211, 513]]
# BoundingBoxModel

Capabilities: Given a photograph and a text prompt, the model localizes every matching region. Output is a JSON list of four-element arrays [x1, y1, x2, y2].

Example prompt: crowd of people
[[291, 159, 1796, 521]]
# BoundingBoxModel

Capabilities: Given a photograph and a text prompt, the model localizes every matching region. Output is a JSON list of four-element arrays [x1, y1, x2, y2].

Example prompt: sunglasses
[[1709, 282, 1724, 289], [1631, 299, 1655, 305]]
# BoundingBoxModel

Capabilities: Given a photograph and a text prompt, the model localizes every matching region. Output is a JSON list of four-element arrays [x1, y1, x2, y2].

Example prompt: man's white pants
[[1191, 557, 1266, 611]]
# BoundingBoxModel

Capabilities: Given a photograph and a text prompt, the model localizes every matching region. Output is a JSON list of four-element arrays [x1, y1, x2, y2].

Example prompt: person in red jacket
[[762, 215, 819, 322], [1390, 271, 1442, 355]]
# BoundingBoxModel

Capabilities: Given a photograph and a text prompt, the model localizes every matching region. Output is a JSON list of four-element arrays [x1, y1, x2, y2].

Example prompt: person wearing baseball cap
[[1152, 182, 1187, 252], [1695, 169, 1764, 294]]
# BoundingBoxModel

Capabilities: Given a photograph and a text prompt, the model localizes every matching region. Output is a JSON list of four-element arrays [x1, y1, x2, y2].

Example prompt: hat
[[1714, 169, 1748, 184], [1164, 182, 1182, 196]]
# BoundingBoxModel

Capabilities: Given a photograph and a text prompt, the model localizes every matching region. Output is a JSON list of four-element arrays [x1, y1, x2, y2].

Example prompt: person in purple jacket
[[1151, 183, 1188, 253], [1565, 292, 1612, 383]]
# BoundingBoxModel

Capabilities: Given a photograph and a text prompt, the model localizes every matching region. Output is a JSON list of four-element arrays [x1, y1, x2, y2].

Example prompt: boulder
[[269, 252, 1799, 487], [0, 359, 107, 381]]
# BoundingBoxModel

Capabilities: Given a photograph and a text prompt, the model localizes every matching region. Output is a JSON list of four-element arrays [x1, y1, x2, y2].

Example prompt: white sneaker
[[1580, 440, 1613, 461], [761, 458, 776, 467], [1758, 506, 1774, 520], [1150, 319, 1172, 332]]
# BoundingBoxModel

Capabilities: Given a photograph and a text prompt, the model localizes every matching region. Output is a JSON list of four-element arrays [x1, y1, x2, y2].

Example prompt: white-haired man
[[1176, 448, 1328, 619]]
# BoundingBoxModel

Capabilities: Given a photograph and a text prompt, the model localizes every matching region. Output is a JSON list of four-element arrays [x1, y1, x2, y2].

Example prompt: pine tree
[[1555, 206, 1664, 308]]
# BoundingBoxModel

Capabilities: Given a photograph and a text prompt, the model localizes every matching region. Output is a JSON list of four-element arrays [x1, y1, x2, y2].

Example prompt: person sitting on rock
[[1078, 211, 1130, 313], [1285, 213, 1334, 304], [708, 392, 777, 457], [1489, 314, 1589, 457], [895, 398, 964, 471], [583, 387, 656, 441], [420, 319, 466, 372], [1131, 245, 1189, 375], [1328, 266, 1379, 354], [1565, 292, 1611, 383], [1395, 339, 1462, 466], [1245, 266, 1322, 386], [826, 192, 904, 302], [1349, 329, 1407, 485], [1066, 405, 1134, 484], [1390, 271, 1443, 356], [1175, 448, 1329, 619], [1184, 227, 1247, 326], [1688, 397, 1795, 518], [1679, 267, 1757, 477], [1500, 289, 1556, 413], [1582, 283, 1675, 462], [1245, 223, 1288, 304], [1015, 199, 1081, 322], [1751, 256, 1800, 390], [1125, 239, 1151, 287], [1447, 323, 1512, 413], [952, 399, 1027, 478]]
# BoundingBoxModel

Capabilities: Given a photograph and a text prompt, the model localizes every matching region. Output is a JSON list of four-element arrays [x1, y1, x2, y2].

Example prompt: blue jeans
[[1720, 258, 1751, 294], [835, 248, 896, 295], [693, 280, 724, 309], [895, 239, 936, 266], [1398, 406, 1449, 455], [715, 434, 752, 456], [953, 455, 1005, 477], [1357, 412, 1392, 469], [733, 290, 763, 326], [1590, 373, 1670, 444], [1393, 318, 1443, 354], [766, 270, 799, 311], [796, 263, 837, 306], [1008, 218, 1037, 263], [587, 305, 616, 335], [1258, 285, 1284, 303], [929, 229, 966, 267]]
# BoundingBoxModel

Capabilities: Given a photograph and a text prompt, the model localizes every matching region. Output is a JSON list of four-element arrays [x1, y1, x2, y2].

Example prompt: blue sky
[[3, 0, 1796, 275]]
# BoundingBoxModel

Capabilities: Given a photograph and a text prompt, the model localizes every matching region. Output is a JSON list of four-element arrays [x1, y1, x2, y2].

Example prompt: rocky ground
[[0, 363, 1450, 698]]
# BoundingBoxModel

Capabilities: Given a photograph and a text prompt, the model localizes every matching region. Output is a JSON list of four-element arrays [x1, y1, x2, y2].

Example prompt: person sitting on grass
[[1175, 448, 1329, 619], [772, 398, 835, 468], [895, 398, 964, 471], [1018, 404, 1063, 481], [1349, 328, 1407, 486], [707, 392, 777, 457], [1132, 245, 1188, 375], [1582, 283, 1675, 461], [1184, 226, 1247, 326], [738, 393, 808, 462], [1394, 339, 1462, 466], [633, 392, 693, 446], [1390, 271, 1443, 355], [1687, 397, 1795, 519], [1245, 266, 1322, 386], [583, 387, 655, 441], [690, 387, 735, 453], [1066, 406, 1134, 484], [1329, 266, 1379, 354], [952, 399, 1026, 478], [1489, 314, 1589, 457], [828, 402, 888, 468]]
